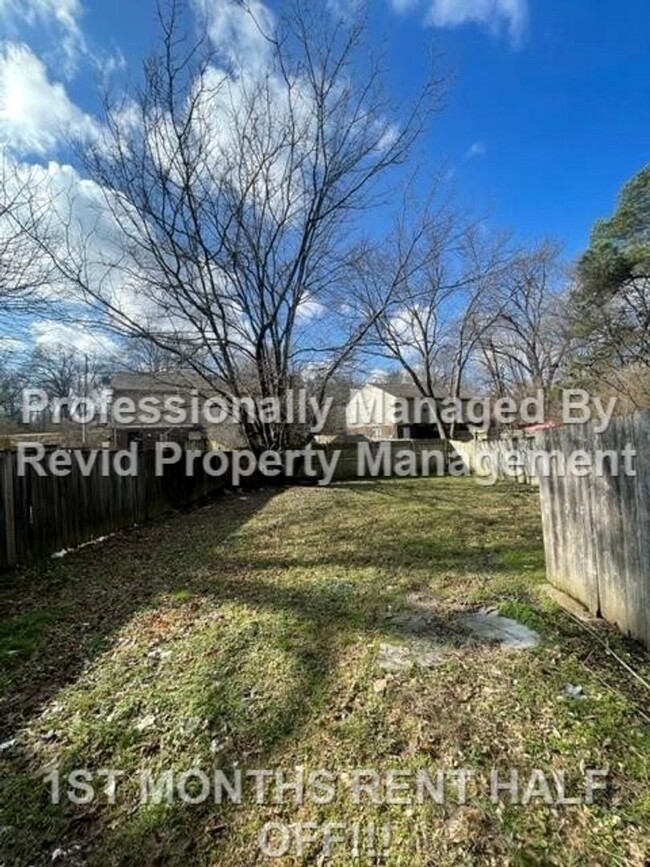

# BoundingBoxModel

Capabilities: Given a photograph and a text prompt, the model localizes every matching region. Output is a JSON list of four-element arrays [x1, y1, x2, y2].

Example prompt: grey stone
[[457, 608, 539, 649], [564, 683, 586, 699]]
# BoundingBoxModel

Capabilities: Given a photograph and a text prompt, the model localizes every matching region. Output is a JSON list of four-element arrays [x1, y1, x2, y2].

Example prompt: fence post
[[2, 453, 17, 568]]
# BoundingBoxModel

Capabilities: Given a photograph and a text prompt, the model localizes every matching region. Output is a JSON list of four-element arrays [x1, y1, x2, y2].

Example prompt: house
[[345, 381, 477, 440], [108, 372, 350, 449], [109, 371, 246, 450]]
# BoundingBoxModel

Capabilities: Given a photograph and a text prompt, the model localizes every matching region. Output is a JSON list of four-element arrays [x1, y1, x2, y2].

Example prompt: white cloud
[[466, 140, 486, 158], [427, 0, 527, 44], [390, 0, 528, 45], [0, 43, 98, 154], [0, 0, 411, 357], [191, 0, 275, 74], [0, 156, 154, 332], [0, 0, 86, 75], [326, 0, 364, 19], [386, 305, 428, 359], [297, 298, 326, 321], [0, 335, 25, 352], [99, 48, 127, 82], [31, 320, 117, 355]]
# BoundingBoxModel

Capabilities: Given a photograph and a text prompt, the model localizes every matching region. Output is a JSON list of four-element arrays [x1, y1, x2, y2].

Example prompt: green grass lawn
[[1, 478, 650, 865]]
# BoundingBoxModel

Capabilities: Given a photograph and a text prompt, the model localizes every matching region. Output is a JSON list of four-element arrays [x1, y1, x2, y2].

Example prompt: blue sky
[[0, 0, 648, 356], [372, 0, 650, 256], [1, 0, 648, 256]]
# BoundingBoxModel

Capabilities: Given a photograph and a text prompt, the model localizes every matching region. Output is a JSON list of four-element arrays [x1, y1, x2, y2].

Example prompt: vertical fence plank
[[1, 453, 17, 569]]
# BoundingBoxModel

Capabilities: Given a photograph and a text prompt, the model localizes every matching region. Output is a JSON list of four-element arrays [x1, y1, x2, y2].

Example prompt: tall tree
[[574, 164, 650, 375], [22, 346, 110, 399], [27, 0, 438, 452], [0, 154, 53, 333], [0, 349, 23, 424], [477, 240, 572, 400], [362, 207, 509, 436]]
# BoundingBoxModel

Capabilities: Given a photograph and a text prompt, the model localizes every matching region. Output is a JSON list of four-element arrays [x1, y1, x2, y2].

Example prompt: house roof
[[110, 371, 219, 394], [372, 381, 425, 399], [111, 372, 352, 403], [368, 381, 475, 401]]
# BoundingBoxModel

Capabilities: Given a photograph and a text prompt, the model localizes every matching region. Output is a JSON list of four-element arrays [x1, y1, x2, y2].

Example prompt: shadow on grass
[[0, 477, 593, 866], [0, 489, 281, 741]]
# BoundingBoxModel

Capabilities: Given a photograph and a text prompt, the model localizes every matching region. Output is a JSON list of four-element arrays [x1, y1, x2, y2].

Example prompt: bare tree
[[122, 336, 183, 374], [362, 206, 509, 437], [0, 153, 54, 331], [26, 0, 438, 451], [22, 345, 109, 399], [0, 348, 23, 425], [476, 240, 573, 401]]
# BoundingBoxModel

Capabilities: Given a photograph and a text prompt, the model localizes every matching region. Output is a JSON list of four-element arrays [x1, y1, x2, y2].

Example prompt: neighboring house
[[346, 381, 477, 440], [109, 372, 350, 449], [109, 372, 247, 450]]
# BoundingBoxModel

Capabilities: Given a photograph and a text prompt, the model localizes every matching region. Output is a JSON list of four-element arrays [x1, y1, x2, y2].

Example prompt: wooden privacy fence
[[537, 411, 650, 647], [0, 440, 450, 570], [317, 440, 448, 481], [450, 434, 539, 484], [0, 449, 232, 571]]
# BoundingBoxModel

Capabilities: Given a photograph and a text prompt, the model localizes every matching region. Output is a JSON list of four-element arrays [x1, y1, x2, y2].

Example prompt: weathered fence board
[[538, 410, 650, 647], [0, 450, 230, 572], [450, 435, 538, 484]]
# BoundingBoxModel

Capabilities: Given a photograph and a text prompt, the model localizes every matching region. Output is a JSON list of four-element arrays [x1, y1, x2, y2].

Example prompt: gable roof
[[371, 381, 424, 399], [110, 371, 220, 394], [368, 381, 475, 401]]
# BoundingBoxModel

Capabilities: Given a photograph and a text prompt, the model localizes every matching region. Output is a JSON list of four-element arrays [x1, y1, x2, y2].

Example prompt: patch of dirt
[[378, 641, 449, 672]]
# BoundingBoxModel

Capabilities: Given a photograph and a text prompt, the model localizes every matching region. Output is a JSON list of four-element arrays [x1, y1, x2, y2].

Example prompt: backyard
[[1, 477, 650, 865]]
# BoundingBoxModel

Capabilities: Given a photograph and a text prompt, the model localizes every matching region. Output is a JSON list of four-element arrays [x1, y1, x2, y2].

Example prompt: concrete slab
[[457, 607, 539, 649]]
